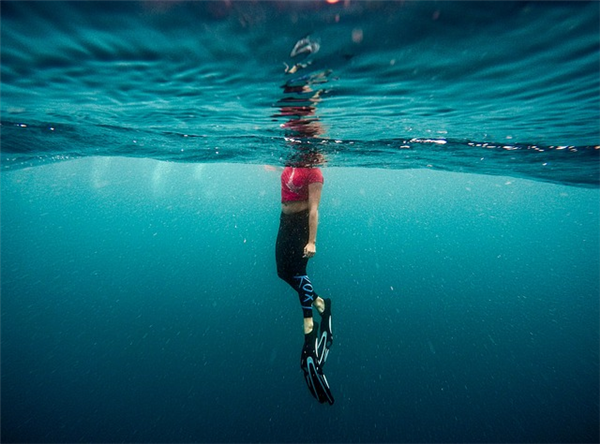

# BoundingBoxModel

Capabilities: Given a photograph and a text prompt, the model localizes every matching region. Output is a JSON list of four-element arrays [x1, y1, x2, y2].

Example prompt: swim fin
[[316, 298, 333, 367], [301, 321, 335, 405]]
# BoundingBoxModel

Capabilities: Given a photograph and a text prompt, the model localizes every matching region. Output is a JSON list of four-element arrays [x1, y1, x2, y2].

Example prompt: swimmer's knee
[[277, 267, 289, 281]]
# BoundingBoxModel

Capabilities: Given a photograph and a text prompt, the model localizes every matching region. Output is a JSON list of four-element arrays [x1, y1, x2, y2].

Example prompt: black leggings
[[276, 210, 318, 318]]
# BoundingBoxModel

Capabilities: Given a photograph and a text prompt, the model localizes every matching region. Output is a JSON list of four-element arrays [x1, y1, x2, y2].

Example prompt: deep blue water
[[2, 160, 599, 443], [1, 1, 599, 443]]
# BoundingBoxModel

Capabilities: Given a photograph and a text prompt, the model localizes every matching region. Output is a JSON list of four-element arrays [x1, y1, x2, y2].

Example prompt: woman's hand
[[303, 242, 316, 258]]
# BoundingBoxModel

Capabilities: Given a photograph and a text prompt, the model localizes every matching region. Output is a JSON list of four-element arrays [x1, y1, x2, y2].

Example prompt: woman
[[275, 161, 334, 405]]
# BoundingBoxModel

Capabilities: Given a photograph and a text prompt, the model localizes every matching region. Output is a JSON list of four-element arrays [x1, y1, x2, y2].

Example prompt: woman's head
[[285, 149, 326, 168]]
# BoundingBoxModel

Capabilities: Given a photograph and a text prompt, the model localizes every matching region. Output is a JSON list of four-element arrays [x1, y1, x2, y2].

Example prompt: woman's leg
[[276, 211, 323, 332], [276, 212, 334, 403]]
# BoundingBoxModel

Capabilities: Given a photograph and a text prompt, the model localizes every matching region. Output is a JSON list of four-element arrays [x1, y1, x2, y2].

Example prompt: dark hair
[[285, 149, 326, 167]]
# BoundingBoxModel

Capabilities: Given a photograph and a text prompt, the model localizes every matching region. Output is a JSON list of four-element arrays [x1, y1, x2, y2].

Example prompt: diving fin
[[316, 298, 333, 367], [301, 321, 335, 405]]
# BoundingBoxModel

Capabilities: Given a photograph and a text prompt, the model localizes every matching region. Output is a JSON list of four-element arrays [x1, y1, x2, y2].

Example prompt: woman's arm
[[304, 182, 323, 258]]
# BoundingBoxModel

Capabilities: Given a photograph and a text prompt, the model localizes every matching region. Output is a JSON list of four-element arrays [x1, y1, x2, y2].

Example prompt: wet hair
[[285, 149, 326, 168]]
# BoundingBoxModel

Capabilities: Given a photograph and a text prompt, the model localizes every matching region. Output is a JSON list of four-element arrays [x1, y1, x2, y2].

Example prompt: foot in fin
[[301, 321, 334, 405], [316, 298, 333, 366]]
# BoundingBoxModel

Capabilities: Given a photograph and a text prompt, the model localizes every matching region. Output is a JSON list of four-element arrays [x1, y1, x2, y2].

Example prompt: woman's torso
[[281, 200, 309, 214], [280, 167, 323, 214]]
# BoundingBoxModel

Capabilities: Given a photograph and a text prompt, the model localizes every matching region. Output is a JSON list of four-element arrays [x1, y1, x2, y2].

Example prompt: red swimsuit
[[281, 167, 324, 202]]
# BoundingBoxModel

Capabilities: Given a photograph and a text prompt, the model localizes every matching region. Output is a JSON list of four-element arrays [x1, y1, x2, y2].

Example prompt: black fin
[[300, 321, 335, 405]]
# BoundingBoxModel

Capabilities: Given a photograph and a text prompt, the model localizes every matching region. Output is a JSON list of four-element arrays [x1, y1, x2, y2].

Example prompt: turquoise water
[[1, 1, 599, 443], [2, 1, 599, 184]]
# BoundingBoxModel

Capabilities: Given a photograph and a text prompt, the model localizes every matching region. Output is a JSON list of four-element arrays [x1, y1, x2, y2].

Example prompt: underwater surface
[[1, 1, 599, 443]]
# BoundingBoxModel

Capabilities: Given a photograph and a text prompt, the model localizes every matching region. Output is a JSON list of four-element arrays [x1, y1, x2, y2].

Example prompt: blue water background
[[1, 0, 599, 185], [1, 1, 599, 443], [2, 159, 599, 443]]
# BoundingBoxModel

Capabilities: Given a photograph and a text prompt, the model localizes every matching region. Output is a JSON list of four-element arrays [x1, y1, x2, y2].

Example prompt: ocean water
[[1, 1, 599, 443]]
